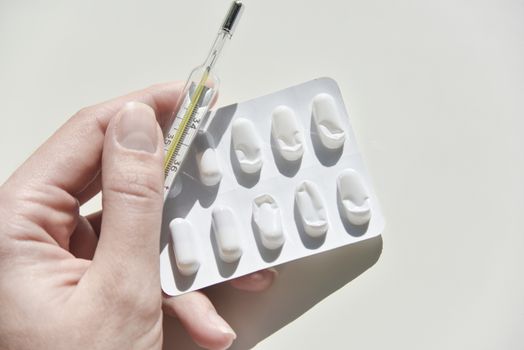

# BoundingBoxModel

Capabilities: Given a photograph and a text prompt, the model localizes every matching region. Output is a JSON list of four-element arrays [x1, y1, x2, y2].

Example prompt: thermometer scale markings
[[163, 69, 210, 179]]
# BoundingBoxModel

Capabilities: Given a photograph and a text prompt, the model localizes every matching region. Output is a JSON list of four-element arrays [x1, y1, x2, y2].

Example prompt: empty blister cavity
[[231, 118, 263, 174], [312, 93, 346, 149], [337, 169, 371, 225], [196, 147, 222, 186], [212, 206, 243, 263], [169, 218, 200, 276], [295, 181, 329, 237], [271, 106, 305, 161], [252, 194, 285, 250]]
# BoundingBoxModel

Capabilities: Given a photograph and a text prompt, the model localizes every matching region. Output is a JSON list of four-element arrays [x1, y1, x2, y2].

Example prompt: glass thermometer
[[163, 0, 244, 200]]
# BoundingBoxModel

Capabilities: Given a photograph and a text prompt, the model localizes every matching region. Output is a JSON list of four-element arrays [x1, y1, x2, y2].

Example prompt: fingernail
[[267, 268, 279, 279], [116, 102, 158, 153], [251, 268, 278, 281], [248, 271, 265, 281], [207, 310, 236, 348]]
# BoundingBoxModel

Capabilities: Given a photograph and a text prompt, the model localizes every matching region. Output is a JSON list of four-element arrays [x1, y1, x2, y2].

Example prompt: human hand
[[0, 82, 276, 350]]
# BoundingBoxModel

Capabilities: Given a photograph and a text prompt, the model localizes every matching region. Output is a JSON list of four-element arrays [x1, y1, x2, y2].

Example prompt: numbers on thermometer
[[162, 84, 213, 198]]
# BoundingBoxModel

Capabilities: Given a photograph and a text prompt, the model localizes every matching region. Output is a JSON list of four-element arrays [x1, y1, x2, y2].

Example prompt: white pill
[[196, 147, 222, 186], [169, 218, 200, 276], [212, 206, 243, 263], [295, 181, 329, 237], [312, 93, 346, 149], [337, 169, 371, 225], [252, 194, 285, 250], [271, 105, 305, 161], [231, 118, 263, 174]]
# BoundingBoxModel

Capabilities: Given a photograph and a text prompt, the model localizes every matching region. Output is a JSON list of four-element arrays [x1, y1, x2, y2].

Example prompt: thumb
[[92, 101, 164, 287]]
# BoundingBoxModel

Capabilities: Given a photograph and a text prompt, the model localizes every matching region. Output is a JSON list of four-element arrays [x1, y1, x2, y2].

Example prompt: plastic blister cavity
[[337, 169, 371, 226], [196, 148, 222, 186], [211, 206, 243, 263], [231, 118, 263, 174], [271, 105, 305, 161], [295, 181, 329, 237], [169, 218, 200, 276], [194, 132, 222, 187], [252, 194, 285, 250], [312, 93, 346, 149]]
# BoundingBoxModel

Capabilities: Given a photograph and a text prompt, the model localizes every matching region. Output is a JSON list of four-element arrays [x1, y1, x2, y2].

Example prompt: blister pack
[[160, 77, 385, 296]]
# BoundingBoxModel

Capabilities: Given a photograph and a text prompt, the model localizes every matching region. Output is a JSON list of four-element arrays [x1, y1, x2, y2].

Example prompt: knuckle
[[104, 170, 162, 205], [71, 106, 96, 125], [73, 105, 92, 118], [141, 90, 156, 107], [70, 105, 107, 140]]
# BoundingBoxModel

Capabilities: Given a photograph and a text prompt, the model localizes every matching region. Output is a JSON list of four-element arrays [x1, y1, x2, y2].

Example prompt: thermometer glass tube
[[162, 0, 244, 199]]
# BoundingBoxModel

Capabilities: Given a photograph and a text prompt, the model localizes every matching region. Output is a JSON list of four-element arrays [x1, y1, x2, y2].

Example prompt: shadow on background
[[163, 235, 383, 349]]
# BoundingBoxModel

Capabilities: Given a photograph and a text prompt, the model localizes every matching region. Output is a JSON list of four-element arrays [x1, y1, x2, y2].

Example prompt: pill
[[337, 169, 371, 225], [295, 181, 329, 237], [271, 105, 305, 161], [196, 147, 222, 186], [231, 118, 263, 174], [252, 194, 285, 249], [312, 93, 346, 149], [169, 218, 200, 276], [212, 206, 243, 263]]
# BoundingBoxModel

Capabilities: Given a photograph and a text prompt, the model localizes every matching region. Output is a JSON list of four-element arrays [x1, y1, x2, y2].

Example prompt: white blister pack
[[160, 77, 385, 296]]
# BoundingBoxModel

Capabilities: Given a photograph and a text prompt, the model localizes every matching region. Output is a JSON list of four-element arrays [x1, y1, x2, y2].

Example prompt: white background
[[1, 0, 523, 349]]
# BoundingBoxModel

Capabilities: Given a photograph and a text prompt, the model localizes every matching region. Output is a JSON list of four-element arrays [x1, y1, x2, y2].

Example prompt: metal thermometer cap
[[221, 1, 244, 36]]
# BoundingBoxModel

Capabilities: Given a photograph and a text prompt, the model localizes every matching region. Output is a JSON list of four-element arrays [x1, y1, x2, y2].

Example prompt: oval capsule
[[196, 147, 222, 186], [212, 206, 243, 263], [169, 218, 200, 276]]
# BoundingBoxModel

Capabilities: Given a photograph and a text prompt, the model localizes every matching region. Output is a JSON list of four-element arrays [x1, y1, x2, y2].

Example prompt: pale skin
[[0, 82, 275, 350]]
